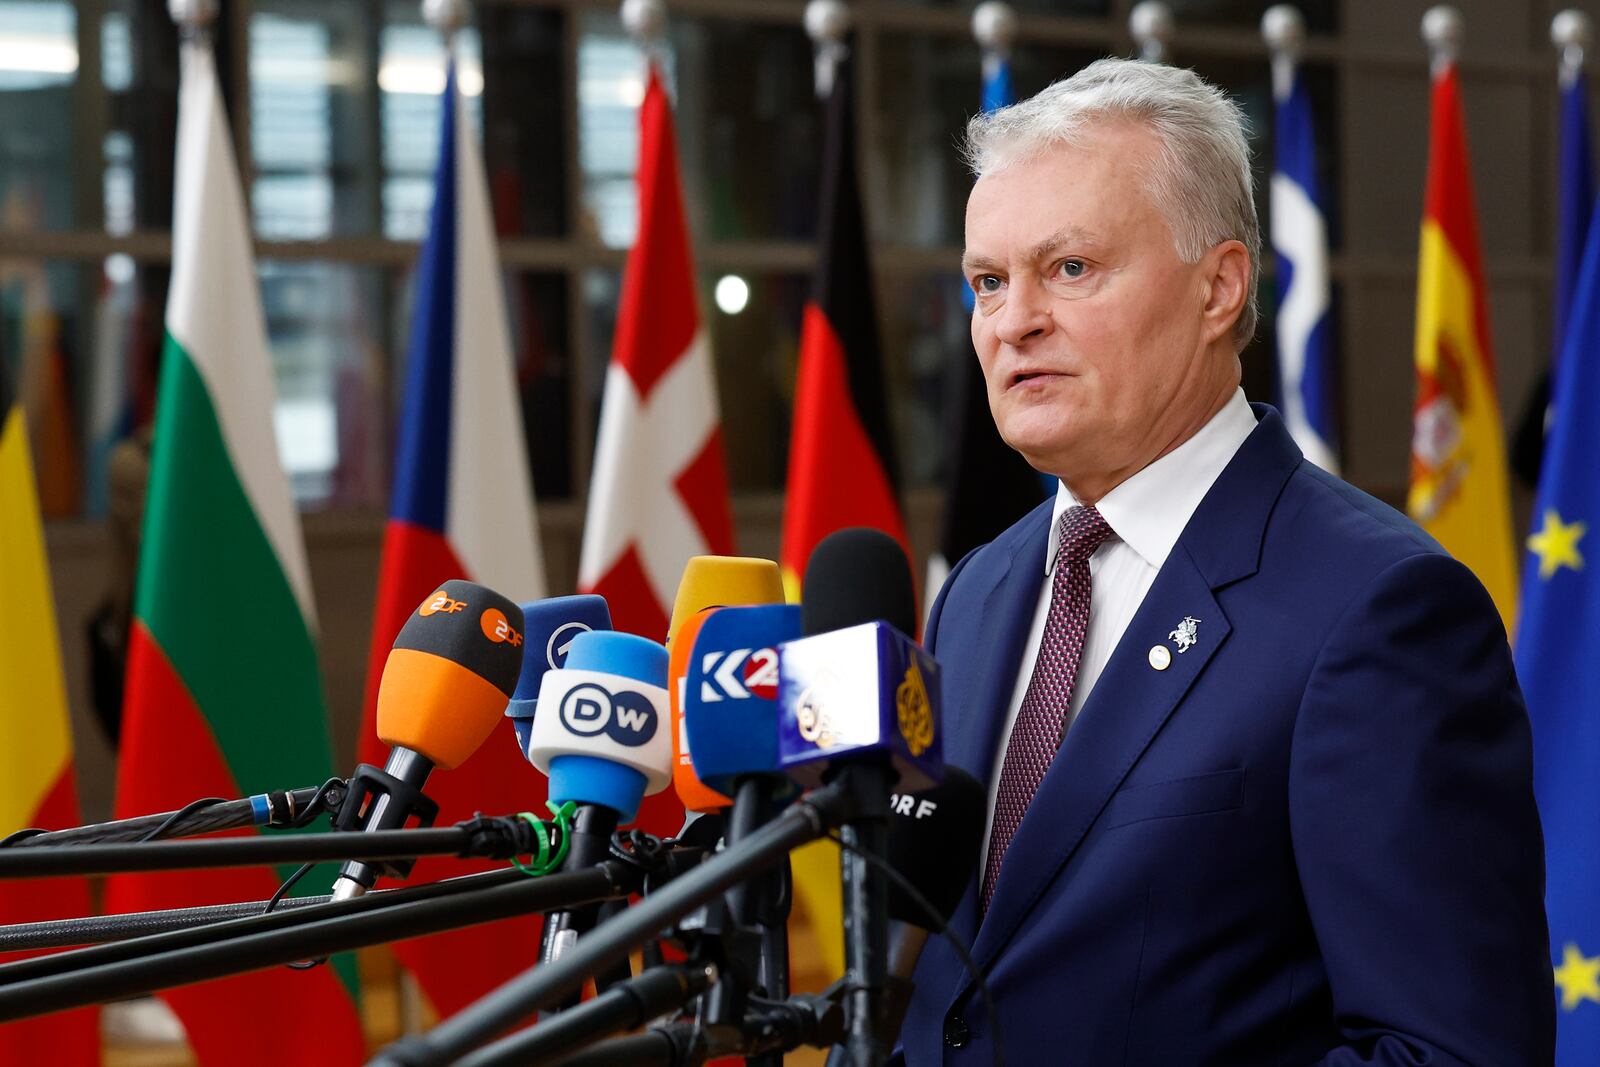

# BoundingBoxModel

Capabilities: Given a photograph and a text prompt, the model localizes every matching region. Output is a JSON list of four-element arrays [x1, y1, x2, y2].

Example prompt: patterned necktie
[[982, 504, 1116, 913]]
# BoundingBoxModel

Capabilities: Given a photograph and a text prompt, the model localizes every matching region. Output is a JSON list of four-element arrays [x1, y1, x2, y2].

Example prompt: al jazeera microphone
[[668, 556, 786, 813], [778, 529, 942, 1067], [333, 580, 527, 900]]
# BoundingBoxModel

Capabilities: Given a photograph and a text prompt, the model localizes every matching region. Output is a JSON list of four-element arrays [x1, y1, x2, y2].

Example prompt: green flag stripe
[[135, 332, 337, 811]]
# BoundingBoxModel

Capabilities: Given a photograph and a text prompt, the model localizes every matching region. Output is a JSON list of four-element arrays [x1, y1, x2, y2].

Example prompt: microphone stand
[[3, 782, 341, 847], [0, 861, 647, 1022], [455, 964, 718, 1067], [368, 780, 861, 1067], [0, 815, 544, 879], [0, 869, 530, 984], [828, 760, 896, 1067]]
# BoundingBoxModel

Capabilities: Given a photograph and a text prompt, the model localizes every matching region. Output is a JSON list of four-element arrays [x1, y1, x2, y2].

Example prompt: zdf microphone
[[334, 580, 526, 898]]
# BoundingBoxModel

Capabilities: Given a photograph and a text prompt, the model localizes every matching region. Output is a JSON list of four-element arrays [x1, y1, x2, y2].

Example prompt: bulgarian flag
[[780, 44, 910, 979], [1408, 60, 1518, 628], [0, 340, 96, 1062], [357, 62, 549, 1020], [105, 30, 363, 1064]]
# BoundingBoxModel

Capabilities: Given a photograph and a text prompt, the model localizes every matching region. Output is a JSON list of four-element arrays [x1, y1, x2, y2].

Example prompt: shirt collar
[[1045, 388, 1258, 575]]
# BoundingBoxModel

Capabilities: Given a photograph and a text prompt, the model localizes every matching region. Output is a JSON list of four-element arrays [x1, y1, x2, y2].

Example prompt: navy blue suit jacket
[[904, 407, 1553, 1066]]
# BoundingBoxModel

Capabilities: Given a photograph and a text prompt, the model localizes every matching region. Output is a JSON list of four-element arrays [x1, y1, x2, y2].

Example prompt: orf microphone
[[334, 581, 525, 899], [885, 767, 985, 980]]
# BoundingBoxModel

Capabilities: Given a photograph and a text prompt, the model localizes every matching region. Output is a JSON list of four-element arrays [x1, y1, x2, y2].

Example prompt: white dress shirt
[[979, 388, 1259, 866]]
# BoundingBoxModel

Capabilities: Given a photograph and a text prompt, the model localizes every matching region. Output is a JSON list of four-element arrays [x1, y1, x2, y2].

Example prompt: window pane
[[390, 265, 572, 500], [879, 271, 971, 490], [0, 0, 78, 233], [379, 0, 485, 240], [259, 260, 386, 507], [875, 37, 1105, 247], [479, 4, 566, 239], [579, 12, 818, 248], [584, 268, 806, 493]]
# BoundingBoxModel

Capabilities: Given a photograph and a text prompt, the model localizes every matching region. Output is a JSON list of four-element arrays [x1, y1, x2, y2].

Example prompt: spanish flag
[[0, 334, 97, 1060], [1409, 61, 1518, 628]]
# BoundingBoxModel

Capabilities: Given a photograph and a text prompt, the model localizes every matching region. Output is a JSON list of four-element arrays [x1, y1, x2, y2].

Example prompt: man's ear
[[1200, 240, 1250, 345]]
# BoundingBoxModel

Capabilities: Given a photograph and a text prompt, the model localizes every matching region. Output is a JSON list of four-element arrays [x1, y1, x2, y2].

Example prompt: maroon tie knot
[[1055, 505, 1116, 568]]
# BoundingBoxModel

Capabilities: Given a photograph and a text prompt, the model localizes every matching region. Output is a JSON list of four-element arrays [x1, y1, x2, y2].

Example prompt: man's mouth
[[1008, 370, 1065, 390]]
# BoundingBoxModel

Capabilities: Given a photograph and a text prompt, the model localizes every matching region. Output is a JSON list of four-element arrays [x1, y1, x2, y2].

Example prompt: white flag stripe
[[1270, 172, 1337, 474], [446, 85, 548, 602], [579, 328, 719, 607], [165, 42, 317, 626]]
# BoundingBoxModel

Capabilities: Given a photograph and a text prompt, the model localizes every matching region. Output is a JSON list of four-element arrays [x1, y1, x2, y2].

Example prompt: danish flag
[[578, 63, 732, 832]]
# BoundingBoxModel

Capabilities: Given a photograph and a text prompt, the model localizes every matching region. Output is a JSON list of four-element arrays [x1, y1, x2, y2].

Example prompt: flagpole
[[805, 0, 850, 100], [1422, 5, 1463, 80], [424, 0, 467, 55], [1129, 1, 1174, 64], [622, 0, 667, 70], [972, 1, 1017, 88], [1553, 9, 1591, 90], [1262, 5, 1304, 103], [169, 0, 217, 43]]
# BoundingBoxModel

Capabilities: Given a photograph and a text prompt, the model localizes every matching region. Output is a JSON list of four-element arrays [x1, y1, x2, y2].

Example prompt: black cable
[[0, 828, 47, 848], [826, 831, 1003, 1067], [282, 777, 346, 829], [137, 797, 227, 842]]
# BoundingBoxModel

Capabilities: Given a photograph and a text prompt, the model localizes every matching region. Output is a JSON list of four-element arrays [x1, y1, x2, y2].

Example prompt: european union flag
[[1516, 152, 1600, 1065]]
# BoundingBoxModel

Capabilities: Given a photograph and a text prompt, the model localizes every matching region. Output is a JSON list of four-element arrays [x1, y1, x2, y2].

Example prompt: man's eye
[[975, 275, 1003, 294], [1058, 259, 1086, 279]]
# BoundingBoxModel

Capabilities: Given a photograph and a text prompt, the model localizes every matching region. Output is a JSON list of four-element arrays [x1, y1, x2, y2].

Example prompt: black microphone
[[826, 767, 986, 1066], [333, 580, 526, 899], [787, 527, 928, 1067]]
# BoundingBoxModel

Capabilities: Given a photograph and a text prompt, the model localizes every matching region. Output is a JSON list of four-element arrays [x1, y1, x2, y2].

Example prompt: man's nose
[[992, 277, 1052, 347]]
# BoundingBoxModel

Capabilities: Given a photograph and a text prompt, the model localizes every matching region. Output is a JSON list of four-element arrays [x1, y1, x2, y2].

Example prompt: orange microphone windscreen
[[376, 579, 526, 770]]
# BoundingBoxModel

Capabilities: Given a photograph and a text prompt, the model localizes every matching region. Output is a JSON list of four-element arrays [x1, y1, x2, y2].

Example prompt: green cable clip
[[509, 800, 578, 877]]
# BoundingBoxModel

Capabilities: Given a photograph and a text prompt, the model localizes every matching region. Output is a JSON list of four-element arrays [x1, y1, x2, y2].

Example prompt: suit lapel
[[965, 406, 1303, 977], [942, 500, 1052, 946], [971, 548, 1229, 970]]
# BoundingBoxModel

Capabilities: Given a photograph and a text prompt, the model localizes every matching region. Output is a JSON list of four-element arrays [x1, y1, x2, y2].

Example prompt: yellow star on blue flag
[[1528, 509, 1586, 579], [1556, 943, 1600, 1011]]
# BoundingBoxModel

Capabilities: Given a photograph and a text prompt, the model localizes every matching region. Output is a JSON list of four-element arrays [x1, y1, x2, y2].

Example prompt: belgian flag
[[780, 48, 910, 598], [0, 334, 97, 1063]]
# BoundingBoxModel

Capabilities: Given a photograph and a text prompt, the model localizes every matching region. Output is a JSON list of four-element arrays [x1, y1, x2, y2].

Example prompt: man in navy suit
[[903, 58, 1553, 1065]]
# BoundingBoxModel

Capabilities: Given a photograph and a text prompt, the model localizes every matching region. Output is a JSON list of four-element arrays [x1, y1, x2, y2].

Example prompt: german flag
[[780, 44, 910, 982], [0, 337, 97, 1062], [780, 51, 910, 598], [1408, 61, 1518, 628]]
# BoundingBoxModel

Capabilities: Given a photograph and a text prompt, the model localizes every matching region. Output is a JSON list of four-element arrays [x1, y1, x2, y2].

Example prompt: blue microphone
[[684, 603, 804, 1017], [776, 620, 943, 793], [525, 629, 672, 975], [683, 603, 802, 795], [526, 630, 671, 823], [506, 595, 612, 754]]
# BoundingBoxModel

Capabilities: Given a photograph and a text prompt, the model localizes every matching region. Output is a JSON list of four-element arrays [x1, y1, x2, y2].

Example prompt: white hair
[[963, 58, 1260, 348]]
